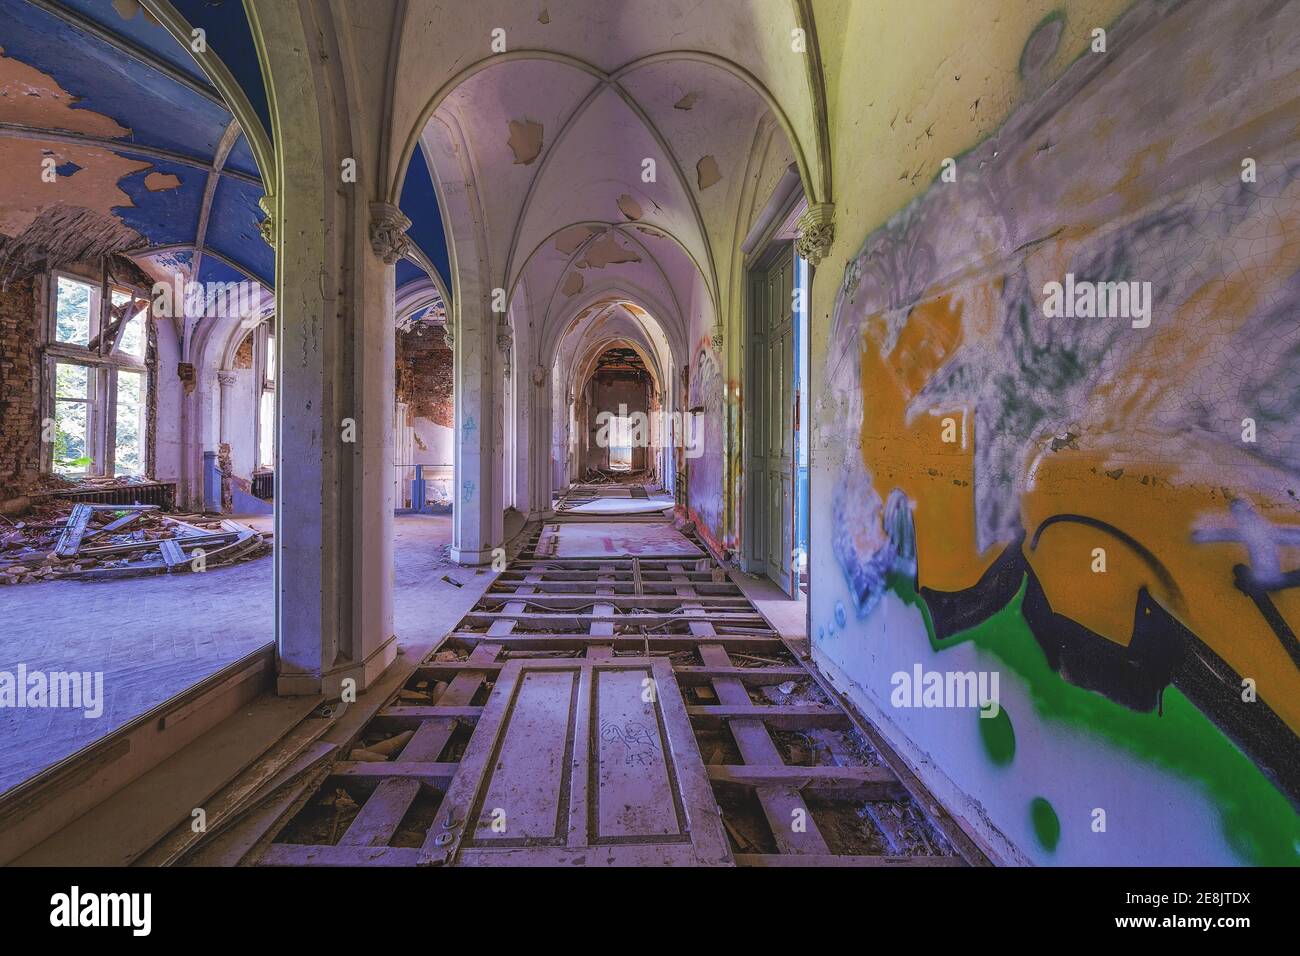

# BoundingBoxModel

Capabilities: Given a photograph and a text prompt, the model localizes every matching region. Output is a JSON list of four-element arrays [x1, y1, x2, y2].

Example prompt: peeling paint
[[616, 193, 643, 220], [506, 118, 544, 165], [696, 155, 721, 190], [143, 171, 182, 191]]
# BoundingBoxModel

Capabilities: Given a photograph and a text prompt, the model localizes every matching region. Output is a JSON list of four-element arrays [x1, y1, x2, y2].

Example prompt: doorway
[[745, 243, 808, 596]]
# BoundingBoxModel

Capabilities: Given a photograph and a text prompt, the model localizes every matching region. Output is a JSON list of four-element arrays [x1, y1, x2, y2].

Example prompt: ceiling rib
[[24, 0, 226, 107], [0, 124, 261, 186]]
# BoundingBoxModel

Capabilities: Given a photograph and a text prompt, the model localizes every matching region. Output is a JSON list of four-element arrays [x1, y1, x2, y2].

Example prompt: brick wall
[[0, 278, 40, 500], [396, 326, 453, 427]]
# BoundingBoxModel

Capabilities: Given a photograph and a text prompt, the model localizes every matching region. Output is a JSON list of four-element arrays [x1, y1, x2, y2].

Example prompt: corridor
[[0, 0, 1297, 895]]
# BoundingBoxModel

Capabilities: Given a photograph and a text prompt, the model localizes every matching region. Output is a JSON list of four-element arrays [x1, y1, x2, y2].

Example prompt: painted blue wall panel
[[54, 0, 213, 87], [395, 259, 424, 289], [112, 157, 205, 247], [197, 254, 252, 288], [169, 0, 272, 139], [205, 176, 272, 284], [1, 0, 231, 160], [399, 148, 452, 296], [225, 131, 261, 180]]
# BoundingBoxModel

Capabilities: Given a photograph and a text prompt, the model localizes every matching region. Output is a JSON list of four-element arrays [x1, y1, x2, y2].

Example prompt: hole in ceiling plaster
[[617, 194, 643, 220], [507, 119, 545, 165], [554, 225, 595, 254], [674, 92, 697, 111], [696, 155, 722, 190], [144, 172, 182, 191], [562, 272, 584, 297], [538, 8, 550, 24], [582, 232, 641, 268]]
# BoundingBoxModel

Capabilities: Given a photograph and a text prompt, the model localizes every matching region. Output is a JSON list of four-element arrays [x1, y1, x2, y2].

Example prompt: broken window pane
[[55, 276, 95, 345], [114, 369, 145, 475], [111, 290, 147, 359]]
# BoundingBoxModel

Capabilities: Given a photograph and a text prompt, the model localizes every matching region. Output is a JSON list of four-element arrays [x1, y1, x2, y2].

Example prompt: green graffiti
[[979, 706, 1016, 766], [1031, 796, 1061, 851], [887, 571, 1300, 866]]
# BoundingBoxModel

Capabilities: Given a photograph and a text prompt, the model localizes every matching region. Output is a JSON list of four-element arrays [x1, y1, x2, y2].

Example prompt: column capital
[[258, 195, 275, 247], [531, 365, 548, 388], [368, 201, 413, 264], [795, 201, 835, 266], [216, 370, 237, 388]]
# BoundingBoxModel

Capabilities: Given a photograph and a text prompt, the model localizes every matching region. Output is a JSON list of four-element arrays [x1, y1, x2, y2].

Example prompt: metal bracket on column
[[369, 201, 413, 264]]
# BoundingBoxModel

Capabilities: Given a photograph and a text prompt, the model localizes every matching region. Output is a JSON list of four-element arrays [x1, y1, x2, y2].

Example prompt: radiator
[[50, 481, 176, 510], [251, 472, 274, 500]]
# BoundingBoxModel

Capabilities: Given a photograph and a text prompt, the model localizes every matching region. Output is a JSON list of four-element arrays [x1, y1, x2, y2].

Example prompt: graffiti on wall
[[815, 0, 1300, 864]]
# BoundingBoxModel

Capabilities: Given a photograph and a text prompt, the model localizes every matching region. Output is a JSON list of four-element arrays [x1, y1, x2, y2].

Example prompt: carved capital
[[794, 201, 835, 267], [531, 365, 548, 388], [216, 371, 237, 388], [442, 322, 454, 350], [258, 195, 275, 247], [368, 201, 412, 264], [710, 325, 724, 352]]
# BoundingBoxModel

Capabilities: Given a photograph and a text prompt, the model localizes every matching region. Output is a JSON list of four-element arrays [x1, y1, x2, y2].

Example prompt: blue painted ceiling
[[0, 0, 269, 284], [1, 0, 450, 304]]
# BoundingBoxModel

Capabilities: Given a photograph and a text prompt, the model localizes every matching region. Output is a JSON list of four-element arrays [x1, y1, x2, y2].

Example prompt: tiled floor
[[0, 513, 494, 795]]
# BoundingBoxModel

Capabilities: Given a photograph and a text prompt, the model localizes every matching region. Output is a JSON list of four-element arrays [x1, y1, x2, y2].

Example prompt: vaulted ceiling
[[398, 0, 818, 377], [0, 0, 451, 330]]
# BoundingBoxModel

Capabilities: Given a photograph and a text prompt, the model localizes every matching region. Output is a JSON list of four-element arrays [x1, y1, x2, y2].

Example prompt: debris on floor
[[0, 500, 268, 584]]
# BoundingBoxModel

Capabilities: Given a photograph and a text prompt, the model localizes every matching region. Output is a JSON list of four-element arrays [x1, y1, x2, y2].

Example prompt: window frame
[[42, 271, 152, 477], [255, 321, 276, 471]]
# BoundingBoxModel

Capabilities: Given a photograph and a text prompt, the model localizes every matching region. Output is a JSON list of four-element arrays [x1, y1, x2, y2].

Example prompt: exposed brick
[[0, 277, 40, 500], [396, 326, 452, 427]]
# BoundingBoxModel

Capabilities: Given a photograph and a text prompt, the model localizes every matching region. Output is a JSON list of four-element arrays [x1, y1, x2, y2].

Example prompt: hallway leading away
[[0, 0, 1297, 926]]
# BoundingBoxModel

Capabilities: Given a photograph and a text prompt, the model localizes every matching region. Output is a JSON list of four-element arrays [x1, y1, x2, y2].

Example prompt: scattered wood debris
[[0, 500, 269, 585]]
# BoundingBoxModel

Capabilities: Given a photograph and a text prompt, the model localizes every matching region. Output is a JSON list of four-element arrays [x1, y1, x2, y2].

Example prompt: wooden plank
[[159, 538, 187, 568], [82, 511, 142, 540], [258, 843, 421, 867], [330, 761, 459, 785], [54, 504, 93, 557], [447, 633, 784, 651], [672, 665, 807, 685], [78, 531, 236, 557], [735, 853, 965, 867], [685, 704, 851, 729], [478, 593, 753, 608], [706, 764, 906, 800], [376, 705, 483, 721], [337, 778, 422, 847]]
